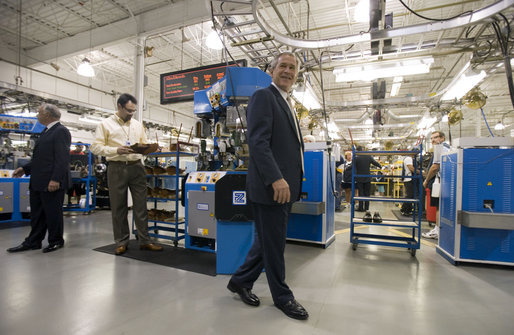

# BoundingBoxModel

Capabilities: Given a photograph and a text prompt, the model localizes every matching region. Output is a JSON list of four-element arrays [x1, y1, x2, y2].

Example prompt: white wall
[[0, 61, 196, 142]]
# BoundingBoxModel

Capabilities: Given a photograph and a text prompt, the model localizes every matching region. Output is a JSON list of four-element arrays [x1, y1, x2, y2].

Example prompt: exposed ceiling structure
[[0, 0, 513, 149]]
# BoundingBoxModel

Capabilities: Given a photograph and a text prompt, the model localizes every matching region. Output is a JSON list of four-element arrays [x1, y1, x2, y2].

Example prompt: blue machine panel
[[206, 67, 271, 110], [462, 148, 513, 213], [439, 153, 457, 256], [438, 146, 514, 265], [287, 150, 335, 246], [459, 148, 514, 262], [193, 89, 212, 116]]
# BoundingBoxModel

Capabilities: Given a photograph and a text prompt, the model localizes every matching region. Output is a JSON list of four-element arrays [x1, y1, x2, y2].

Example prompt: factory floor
[[0, 201, 512, 335]]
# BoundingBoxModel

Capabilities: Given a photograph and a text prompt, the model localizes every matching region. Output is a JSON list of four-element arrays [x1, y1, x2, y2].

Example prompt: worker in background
[[227, 52, 309, 320], [68, 142, 86, 205], [70, 142, 85, 155], [400, 154, 416, 216], [303, 134, 315, 143], [335, 153, 345, 212], [354, 145, 382, 222], [91, 93, 163, 255], [342, 151, 356, 206], [7, 103, 71, 253], [422, 131, 450, 239]]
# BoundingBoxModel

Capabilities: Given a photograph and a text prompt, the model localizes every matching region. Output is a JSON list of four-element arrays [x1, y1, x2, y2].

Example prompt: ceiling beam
[[19, 0, 210, 67]]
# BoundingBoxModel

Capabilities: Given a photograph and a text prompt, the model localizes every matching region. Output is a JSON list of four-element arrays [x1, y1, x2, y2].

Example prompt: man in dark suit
[[227, 52, 308, 320], [7, 103, 71, 253], [354, 146, 382, 212]]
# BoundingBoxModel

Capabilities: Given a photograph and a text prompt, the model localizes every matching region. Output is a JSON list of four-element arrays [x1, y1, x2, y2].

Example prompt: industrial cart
[[350, 145, 423, 256]]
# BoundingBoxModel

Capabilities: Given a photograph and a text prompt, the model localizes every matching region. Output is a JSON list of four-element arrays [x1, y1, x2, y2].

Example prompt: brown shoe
[[139, 243, 163, 251], [115, 245, 127, 255]]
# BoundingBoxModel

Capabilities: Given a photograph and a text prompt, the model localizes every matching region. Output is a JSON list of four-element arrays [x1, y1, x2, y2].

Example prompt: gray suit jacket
[[246, 85, 304, 205]]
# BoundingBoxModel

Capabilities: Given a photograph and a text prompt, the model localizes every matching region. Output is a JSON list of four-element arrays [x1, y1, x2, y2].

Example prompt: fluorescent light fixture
[[293, 81, 321, 110], [441, 61, 486, 100], [390, 76, 403, 97], [77, 58, 95, 77], [333, 57, 434, 82], [441, 114, 449, 123], [206, 30, 223, 50], [364, 118, 373, 125], [327, 120, 339, 133], [417, 116, 437, 129], [494, 121, 505, 130], [354, 0, 369, 23]]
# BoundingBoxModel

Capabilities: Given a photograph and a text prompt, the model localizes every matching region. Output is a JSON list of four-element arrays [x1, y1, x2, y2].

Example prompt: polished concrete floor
[[1, 203, 513, 335]]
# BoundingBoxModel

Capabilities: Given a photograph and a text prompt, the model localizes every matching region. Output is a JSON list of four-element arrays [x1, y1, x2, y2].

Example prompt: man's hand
[[47, 180, 60, 192], [12, 167, 25, 178], [272, 178, 290, 204], [117, 146, 135, 155], [423, 180, 428, 189]]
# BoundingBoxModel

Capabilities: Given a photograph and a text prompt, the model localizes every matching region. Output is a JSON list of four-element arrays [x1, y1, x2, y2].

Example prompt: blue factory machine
[[184, 171, 254, 274], [287, 142, 336, 247], [185, 67, 271, 274], [437, 137, 514, 266]]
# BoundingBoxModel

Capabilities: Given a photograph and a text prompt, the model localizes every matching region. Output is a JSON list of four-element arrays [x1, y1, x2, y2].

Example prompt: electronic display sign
[[160, 60, 247, 104]]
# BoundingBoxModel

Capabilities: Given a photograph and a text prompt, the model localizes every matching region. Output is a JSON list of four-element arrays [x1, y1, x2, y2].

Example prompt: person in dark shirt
[[354, 146, 382, 212]]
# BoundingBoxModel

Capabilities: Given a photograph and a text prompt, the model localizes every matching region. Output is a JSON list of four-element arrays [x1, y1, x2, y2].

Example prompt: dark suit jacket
[[354, 155, 381, 183], [23, 122, 71, 191], [246, 85, 304, 205]]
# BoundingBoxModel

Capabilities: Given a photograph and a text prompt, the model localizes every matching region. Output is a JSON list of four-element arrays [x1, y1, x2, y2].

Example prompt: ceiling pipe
[[334, 110, 372, 123], [252, 0, 513, 49], [385, 109, 421, 120]]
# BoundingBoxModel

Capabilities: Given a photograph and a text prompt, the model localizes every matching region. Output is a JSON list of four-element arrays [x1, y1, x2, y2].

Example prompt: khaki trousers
[[107, 161, 151, 246]]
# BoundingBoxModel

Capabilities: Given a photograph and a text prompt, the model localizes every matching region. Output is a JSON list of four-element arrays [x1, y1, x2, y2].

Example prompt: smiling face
[[270, 54, 298, 92], [431, 131, 444, 145], [117, 101, 137, 122]]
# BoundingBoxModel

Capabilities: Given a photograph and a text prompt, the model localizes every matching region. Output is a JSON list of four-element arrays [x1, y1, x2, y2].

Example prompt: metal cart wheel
[[410, 248, 416, 257]]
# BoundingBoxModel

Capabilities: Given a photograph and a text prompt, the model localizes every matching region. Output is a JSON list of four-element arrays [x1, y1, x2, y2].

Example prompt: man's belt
[[108, 160, 141, 165]]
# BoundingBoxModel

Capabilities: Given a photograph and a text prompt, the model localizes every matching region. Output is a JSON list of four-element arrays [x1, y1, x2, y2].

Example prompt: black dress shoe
[[7, 244, 41, 253], [373, 212, 383, 223], [362, 211, 373, 222], [227, 280, 260, 306], [42, 243, 64, 253], [276, 299, 309, 320]]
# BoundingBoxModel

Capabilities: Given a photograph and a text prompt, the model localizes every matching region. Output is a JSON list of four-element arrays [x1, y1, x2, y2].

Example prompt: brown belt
[[108, 160, 141, 165]]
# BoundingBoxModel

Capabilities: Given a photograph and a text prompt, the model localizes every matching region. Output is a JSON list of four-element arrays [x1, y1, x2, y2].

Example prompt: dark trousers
[[335, 173, 343, 210], [24, 188, 65, 247], [402, 180, 423, 214], [356, 182, 371, 211], [230, 202, 294, 306]]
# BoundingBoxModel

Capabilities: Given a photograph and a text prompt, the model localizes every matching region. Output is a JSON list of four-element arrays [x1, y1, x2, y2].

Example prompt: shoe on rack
[[362, 211, 373, 222], [372, 212, 382, 223], [422, 226, 439, 239]]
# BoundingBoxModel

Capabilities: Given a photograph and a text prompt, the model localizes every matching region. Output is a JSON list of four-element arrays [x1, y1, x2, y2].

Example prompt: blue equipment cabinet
[[436, 137, 514, 266], [287, 145, 336, 247], [0, 175, 30, 223], [184, 171, 254, 274]]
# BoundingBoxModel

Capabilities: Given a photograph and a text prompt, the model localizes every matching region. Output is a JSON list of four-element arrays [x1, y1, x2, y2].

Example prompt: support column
[[134, 36, 146, 122], [475, 109, 481, 137]]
